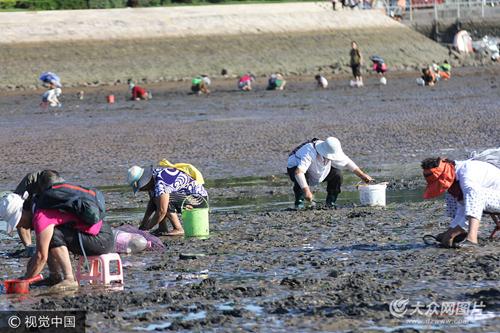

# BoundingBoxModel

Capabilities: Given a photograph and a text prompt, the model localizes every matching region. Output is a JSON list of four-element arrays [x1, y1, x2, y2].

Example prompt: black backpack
[[35, 183, 105, 225], [288, 138, 319, 157]]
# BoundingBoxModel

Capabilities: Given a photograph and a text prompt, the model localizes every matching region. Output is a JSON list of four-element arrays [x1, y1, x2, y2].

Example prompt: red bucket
[[4, 274, 43, 294], [107, 95, 115, 104]]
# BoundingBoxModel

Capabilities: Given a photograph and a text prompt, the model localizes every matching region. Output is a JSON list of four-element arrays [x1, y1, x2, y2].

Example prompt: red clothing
[[132, 86, 147, 100], [239, 75, 252, 84]]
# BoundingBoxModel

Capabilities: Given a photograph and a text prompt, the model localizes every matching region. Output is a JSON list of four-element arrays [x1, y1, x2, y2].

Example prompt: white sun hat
[[315, 137, 348, 161], [127, 165, 153, 194], [0, 192, 26, 236]]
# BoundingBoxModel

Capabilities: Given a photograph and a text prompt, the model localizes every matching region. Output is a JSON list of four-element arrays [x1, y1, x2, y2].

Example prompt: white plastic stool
[[76, 253, 123, 285]]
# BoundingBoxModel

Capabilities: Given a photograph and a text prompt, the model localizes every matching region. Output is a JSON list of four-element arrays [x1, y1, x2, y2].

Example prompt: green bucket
[[181, 196, 209, 238]]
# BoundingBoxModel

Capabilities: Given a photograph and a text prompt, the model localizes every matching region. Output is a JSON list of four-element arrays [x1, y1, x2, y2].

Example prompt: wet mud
[[0, 67, 499, 332]]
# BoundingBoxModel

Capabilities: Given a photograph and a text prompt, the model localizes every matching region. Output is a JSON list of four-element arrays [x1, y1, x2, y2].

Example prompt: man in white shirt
[[422, 155, 500, 247], [287, 137, 373, 208]]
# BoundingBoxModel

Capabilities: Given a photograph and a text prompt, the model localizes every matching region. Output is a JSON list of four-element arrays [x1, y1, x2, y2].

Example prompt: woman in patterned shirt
[[421, 156, 500, 248], [127, 165, 208, 236]]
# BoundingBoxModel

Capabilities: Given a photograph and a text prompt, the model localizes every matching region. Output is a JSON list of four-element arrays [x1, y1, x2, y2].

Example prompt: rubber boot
[[294, 192, 305, 209], [326, 193, 338, 208]]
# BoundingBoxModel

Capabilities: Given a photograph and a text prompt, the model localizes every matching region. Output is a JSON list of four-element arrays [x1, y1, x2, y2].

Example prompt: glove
[[24, 245, 36, 257]]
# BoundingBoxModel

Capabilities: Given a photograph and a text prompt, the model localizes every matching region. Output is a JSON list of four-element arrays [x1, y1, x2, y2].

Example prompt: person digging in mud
[[438, 60, 451, 80], [128, 79, 152, 101], [238, 73, 255, 91], [370, 55, 387, 85], [287, 137, 373, 209], [10, 170, 64, 257], [421, 66, 437, 86], [0, 191, 114, 291], [315, 74, 328, 89], [267, 73, 287, 91], [421, 153, 500, 248], [191, 75, 211, 95], [40, 86, 62, 108], [127, 165, 208, 236]]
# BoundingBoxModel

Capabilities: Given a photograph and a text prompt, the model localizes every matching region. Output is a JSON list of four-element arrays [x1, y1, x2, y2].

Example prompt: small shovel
[[3, 274, 43, 294]]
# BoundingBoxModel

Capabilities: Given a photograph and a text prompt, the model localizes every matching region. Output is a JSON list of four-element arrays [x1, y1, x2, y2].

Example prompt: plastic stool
[[76, 253, 123, 285]]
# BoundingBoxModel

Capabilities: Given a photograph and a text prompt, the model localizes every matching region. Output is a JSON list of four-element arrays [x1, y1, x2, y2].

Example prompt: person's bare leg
[[48, 246, 78, 290], [47, 254, 63, 283], [166, 212, 184, 236], [157, 220, 169, 233], [490, 214, 500, 238], [466, 217, 480, 244], [50, 246, 74, 281]]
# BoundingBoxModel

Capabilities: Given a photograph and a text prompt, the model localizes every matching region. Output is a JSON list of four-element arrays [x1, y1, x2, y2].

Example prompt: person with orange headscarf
[[421, 155, 500, 248]]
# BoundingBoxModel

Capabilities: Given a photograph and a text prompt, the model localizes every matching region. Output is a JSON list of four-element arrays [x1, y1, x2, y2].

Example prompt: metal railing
[[383, 0, 500, 22]]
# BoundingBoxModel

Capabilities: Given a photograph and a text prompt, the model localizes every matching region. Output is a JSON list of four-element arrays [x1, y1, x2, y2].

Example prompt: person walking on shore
[[349, 41, 363, 87], [287, 137, 373, 209]]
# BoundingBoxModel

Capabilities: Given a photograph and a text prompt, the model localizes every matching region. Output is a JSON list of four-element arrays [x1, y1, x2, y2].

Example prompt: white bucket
[[358, 183, 387, 207]]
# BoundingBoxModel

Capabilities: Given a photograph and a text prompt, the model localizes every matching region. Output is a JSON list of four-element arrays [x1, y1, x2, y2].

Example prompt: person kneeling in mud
[[287, 137, 373, 208], [421, 153, 500, 248], [191, 75, 211, 95], [128, 79, 152, 101], [0, 190, 114, 290], [267, 73, 286, 91], [127, 164, 208, 236]]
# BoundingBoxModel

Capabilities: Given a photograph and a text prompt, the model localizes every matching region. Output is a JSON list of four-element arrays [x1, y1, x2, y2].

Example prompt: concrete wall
[[0, 4, 450, 88], [0, 4, 401, 43]]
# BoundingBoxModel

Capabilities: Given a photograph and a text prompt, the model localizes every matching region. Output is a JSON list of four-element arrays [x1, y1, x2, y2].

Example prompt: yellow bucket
[[181, 196, 209, 238]]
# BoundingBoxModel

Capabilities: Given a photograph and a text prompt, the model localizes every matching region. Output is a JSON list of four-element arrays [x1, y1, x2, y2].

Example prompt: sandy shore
[[0, 5, 449, 88]]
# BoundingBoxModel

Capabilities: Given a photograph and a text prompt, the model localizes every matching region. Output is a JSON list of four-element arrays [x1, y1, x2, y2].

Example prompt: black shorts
[[351, 64, 361, 77], [49, 222, 114, 256], [191, 84, 200, 93]]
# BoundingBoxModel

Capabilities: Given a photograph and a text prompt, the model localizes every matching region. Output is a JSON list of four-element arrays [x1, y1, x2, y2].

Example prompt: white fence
[[388, 0, 500, 22]]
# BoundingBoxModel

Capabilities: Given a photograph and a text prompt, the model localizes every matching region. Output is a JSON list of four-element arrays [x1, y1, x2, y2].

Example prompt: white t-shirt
[[447, 160, 500, 228], [287, 142, 358, 185], [42, 88, 61, 105], [318, 76, 328, 88]]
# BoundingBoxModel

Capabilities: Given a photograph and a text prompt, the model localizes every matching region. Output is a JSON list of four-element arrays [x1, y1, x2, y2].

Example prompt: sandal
[[423, 233, 468, 248], [423, 234, 441, 246], [457, 240, 480, 249]]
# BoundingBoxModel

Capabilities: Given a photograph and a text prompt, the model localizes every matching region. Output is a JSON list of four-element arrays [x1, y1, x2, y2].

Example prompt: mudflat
[[0, 67, 499, 332]]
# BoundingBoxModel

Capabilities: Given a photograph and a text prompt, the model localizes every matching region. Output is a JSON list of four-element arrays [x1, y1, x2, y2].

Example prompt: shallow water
[[0, 68, 499, 332]]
